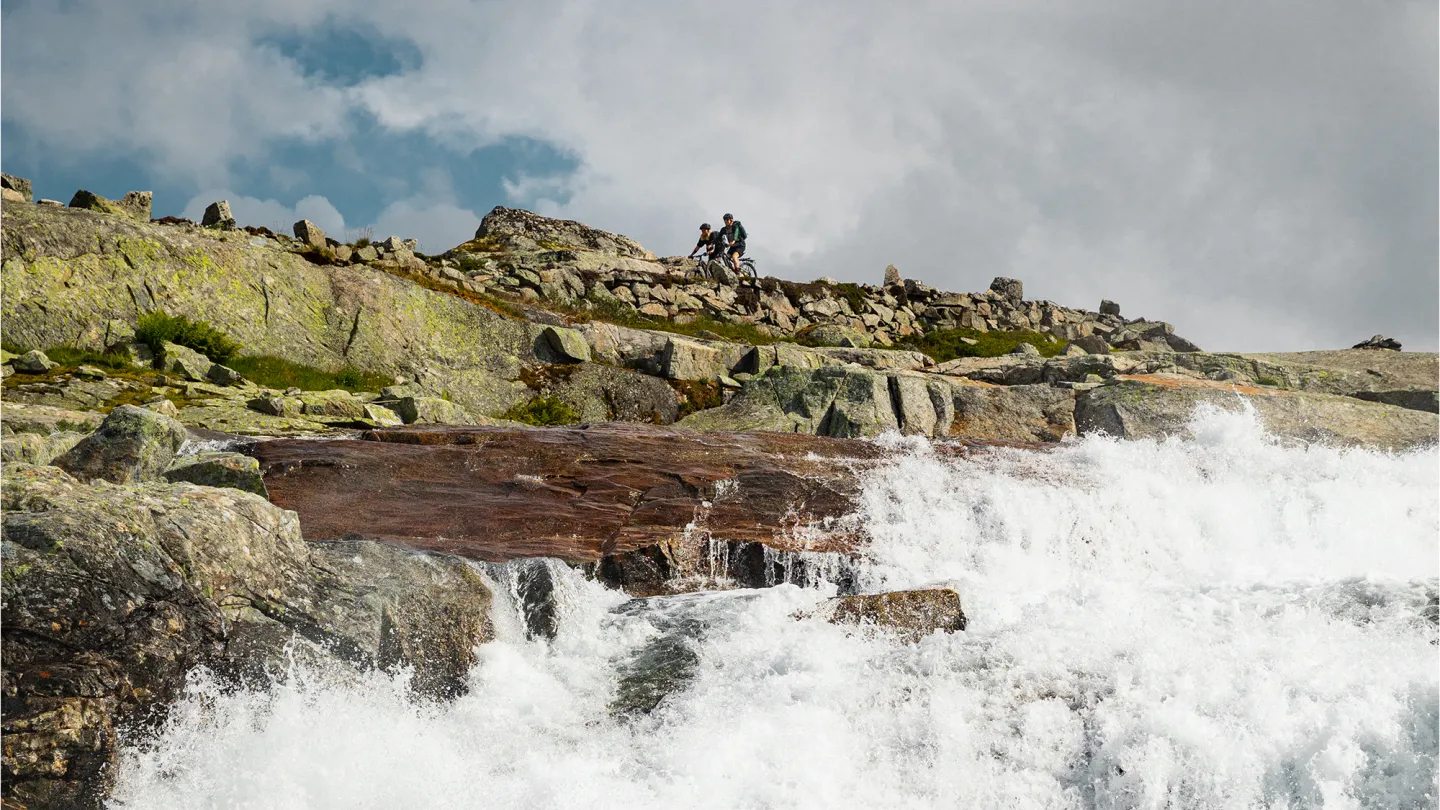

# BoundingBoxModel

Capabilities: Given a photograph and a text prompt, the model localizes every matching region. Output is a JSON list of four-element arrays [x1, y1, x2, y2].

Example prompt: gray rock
[[1352, 335, 1402, 351], [1010, 342, 1041, 356], [542, 326, 591, 363], [0, 431, 85, 465], [145, 398, 180, 417], [297, 389, 367, 419], [164, 451, 269, 497], [1351, 389, 1440, 413], [246, 395, 305, 418], [68, 189, 151, 221], [883, 264, 902, 287], [823, 588, 967, 642], [354, 245, 379, 262], [989, 276, 1023, 304], [1072, 334, 1111, 355], [803, 323, 872, 348], [73, 365, 108, 380], [293, 219, 327, 249], [2, 173, 34, 202], [53, 405, 189, 484], [161, 341, 213, 381], [206, 364, 244, 386], [380, 236, 405, 251], [388, 396, 480, 425], [202, 200, 236, 229], [949, 383, 1077, 443], [1099, 299, 1121, 317], [13, 349, 56, 373]]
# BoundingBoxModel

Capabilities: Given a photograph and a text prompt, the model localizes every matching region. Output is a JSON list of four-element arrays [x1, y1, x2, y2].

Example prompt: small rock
[[13, 349, 57, 373], [1010, 342, 1041, 356], [145, 397, 180, 417], [207, 364, 244, 386], [363, 404, 405, 427], [53, 404, 189, 484], [380, 236, 405, 251], [883, 264, 902, 287], [959, 337, 980, 346], [333, 245, 353, 263], [989, 277, 1023, 304], [1352, 334, 1402, 351], [402, 238, 419, 251], [162, 342, 213, 381], [1, 187, 25, 204], [823, 588, 967, 643], [36, 198, 63, 207], [202, 200, 236, 229], [73, 365, 108, 380], [246, 396, 304, 418], [354, 245, 379, 263], [1099, 299, 1121, 317], [2, 173, 34, 202], [542, 326, 591, 363], [293, 219, 327, 249], [1060, 344, 1087, 357], [164, 451, 269, 497]]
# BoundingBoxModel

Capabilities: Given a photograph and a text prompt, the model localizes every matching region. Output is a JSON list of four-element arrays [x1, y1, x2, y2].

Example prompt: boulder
[[380, 236, 405, 251], [947, 383, 1077, 443], [0, 431, 86, 466], [13, 349, 56, 373], [201, 200, 236, 229], [989, 276, 1023, 304], [388, 396, 479, 425], [823, 588, 967, 642], [542, 326, 591, 363], [206, 363, 244, 386], [1072, 334, 1111, 355], [293, 219, 327, 249], [2, 173, 34, 202], [1075, 377, 1438, 450], [803, 323, 872, 348], [661, 337, 729, 380], [297, 389, 367, 419], [163, 451, 269, 497], [466, 206, 654, 260], [1, 187, 26, 204], [247, 395, 305, 418], [1351, 389, 1440, 414], [0, 403, 104, 436], [1352, 334, 1402, 351], [161, 341, 213, 381], [1, 463, 494, 807], [1010, 342, 1041, 356], [1099, 299, 1120, 316], [52, 405, 189, 484], [354, 244, 379, 262], [68, 189, 151, 221], [883, 264, 902, 287], [535, 363, 681, 424]]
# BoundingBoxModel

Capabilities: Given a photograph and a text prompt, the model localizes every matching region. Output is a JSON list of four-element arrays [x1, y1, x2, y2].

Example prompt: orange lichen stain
[[1117, 374, 1280, 396]]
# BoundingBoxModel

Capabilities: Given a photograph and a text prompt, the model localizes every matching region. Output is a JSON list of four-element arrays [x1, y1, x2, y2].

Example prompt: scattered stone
[[13, 349, 56, 373], [380, 236, 406, 251], [883, 264, 902, 287], [161, 341, 213, 381], [1100, 299, 1121, 317], [1010, 342, 1041, 356], [145, 397, 180, 417], [354, 245, 379, 263], [2, 172, 34, 202], [542, 326, 591, 363], [1072, 335, 1111, 355], [73, 365, 109, 380], [67, 189, 151, 221], [333, 244, 353, 263], [989, 276, 1023, 304], [293, 219, 327, 249], [164, 451, 269, 497], [202, 200, 236, 229], [823, 588, 967, 642], [1352, 335, 1401, 351], [207, 364, 244, 386], [53, 404, 189, 484]]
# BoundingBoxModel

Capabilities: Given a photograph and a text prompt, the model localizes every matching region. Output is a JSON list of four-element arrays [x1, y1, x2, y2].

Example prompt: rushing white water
[[109, 406, 1439, 809]]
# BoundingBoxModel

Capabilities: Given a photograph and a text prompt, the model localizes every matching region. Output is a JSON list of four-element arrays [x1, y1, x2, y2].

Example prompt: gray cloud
[[4, 0, 1434, 350]]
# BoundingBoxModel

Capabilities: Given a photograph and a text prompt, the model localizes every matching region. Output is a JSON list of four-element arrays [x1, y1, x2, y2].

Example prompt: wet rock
[[13, 349, 57, 373], [202, 200, 236, 229], [823, 588, 967, 642], [164, 451, 269, 497], [1353, 334, 1402, 351], [53, 405, 189, 484]]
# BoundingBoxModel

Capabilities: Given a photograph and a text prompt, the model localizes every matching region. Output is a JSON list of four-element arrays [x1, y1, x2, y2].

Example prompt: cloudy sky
[[3, 0, 1435, 351]]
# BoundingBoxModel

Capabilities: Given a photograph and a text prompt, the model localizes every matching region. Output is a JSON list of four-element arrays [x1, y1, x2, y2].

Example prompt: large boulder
[[52, 405, 189, 484], [541, 326, 591, 363], [68, 189, 151, 222], [292, 219, 327, 249], [3, 173, 34, 202], [161, 341, 213, 381], [13, 349, 56, 373], [823, 588, 967, 642], [1075, 377, 1439, 450], [465, 206, 654, 260], [989, 276, 1023, 304], [1, 463, 494, 808], [948, 383, 1077, 443], [1352, 334, 1401, 351], [201, 200, 236, 229], [387, 396, 482, 425]]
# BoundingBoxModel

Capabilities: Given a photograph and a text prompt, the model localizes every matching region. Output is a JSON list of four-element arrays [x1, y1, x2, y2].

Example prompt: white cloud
[[183, 191, 346, 237], [7, 0, 1436, 350]]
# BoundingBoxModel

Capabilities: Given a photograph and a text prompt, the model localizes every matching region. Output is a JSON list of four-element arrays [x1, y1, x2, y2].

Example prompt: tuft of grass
[[897, 327, 1068, 362], [671, 380, 725, 419], [501, 394, 579, 426], [135, 311, 242, 364], [41, 346, 138, 371], [227, 355, 392, 393]]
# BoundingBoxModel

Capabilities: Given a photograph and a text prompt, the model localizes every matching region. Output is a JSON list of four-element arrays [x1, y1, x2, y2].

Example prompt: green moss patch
[[227, 356, 392, 393], [671, 380, 725, 419], [501, 394, 579, 426]]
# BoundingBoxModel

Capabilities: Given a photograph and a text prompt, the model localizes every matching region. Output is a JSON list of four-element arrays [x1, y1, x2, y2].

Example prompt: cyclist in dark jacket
[[687, 222, 727, 261], [719, 213, 747, 274]]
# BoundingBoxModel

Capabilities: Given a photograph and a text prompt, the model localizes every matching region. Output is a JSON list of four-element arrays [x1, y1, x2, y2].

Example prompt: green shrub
[[227, 355, 392, 393], [501, 394, 579, 426], [897, 327, 1068, 362], [134, 312, 242, 364]]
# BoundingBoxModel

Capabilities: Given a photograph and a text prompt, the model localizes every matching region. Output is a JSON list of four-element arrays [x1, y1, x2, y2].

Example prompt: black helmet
[[722, 213, 733, 220], [699, 223, 711, 230]]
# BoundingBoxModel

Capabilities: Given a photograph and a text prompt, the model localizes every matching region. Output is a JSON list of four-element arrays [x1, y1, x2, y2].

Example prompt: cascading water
[[107, 406, 1438, 809]]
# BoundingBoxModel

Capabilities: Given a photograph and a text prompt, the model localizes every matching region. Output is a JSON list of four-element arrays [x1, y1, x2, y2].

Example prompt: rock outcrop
[[823, 588, 968, 642]]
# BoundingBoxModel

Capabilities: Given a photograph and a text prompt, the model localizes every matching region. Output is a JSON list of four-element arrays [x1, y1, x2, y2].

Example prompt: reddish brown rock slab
[[250, 423, 886, 592]]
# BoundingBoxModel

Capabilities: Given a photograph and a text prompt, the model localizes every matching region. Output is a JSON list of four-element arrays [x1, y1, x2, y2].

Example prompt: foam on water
[[108, 407, 1439, 809]]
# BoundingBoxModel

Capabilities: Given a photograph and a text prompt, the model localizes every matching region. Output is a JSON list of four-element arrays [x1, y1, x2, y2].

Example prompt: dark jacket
[[720, 220, 747, 244], [694, 231, 726, 255]]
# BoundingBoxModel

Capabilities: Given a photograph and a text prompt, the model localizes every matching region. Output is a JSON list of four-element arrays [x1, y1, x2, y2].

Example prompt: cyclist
[[687, 223, 727, 269], [719, 213, 748, 275]]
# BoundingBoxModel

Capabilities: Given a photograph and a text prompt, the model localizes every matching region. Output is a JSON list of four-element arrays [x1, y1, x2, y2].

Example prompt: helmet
[[699, 223, 711, 230], [722, 213, 733, 220]]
